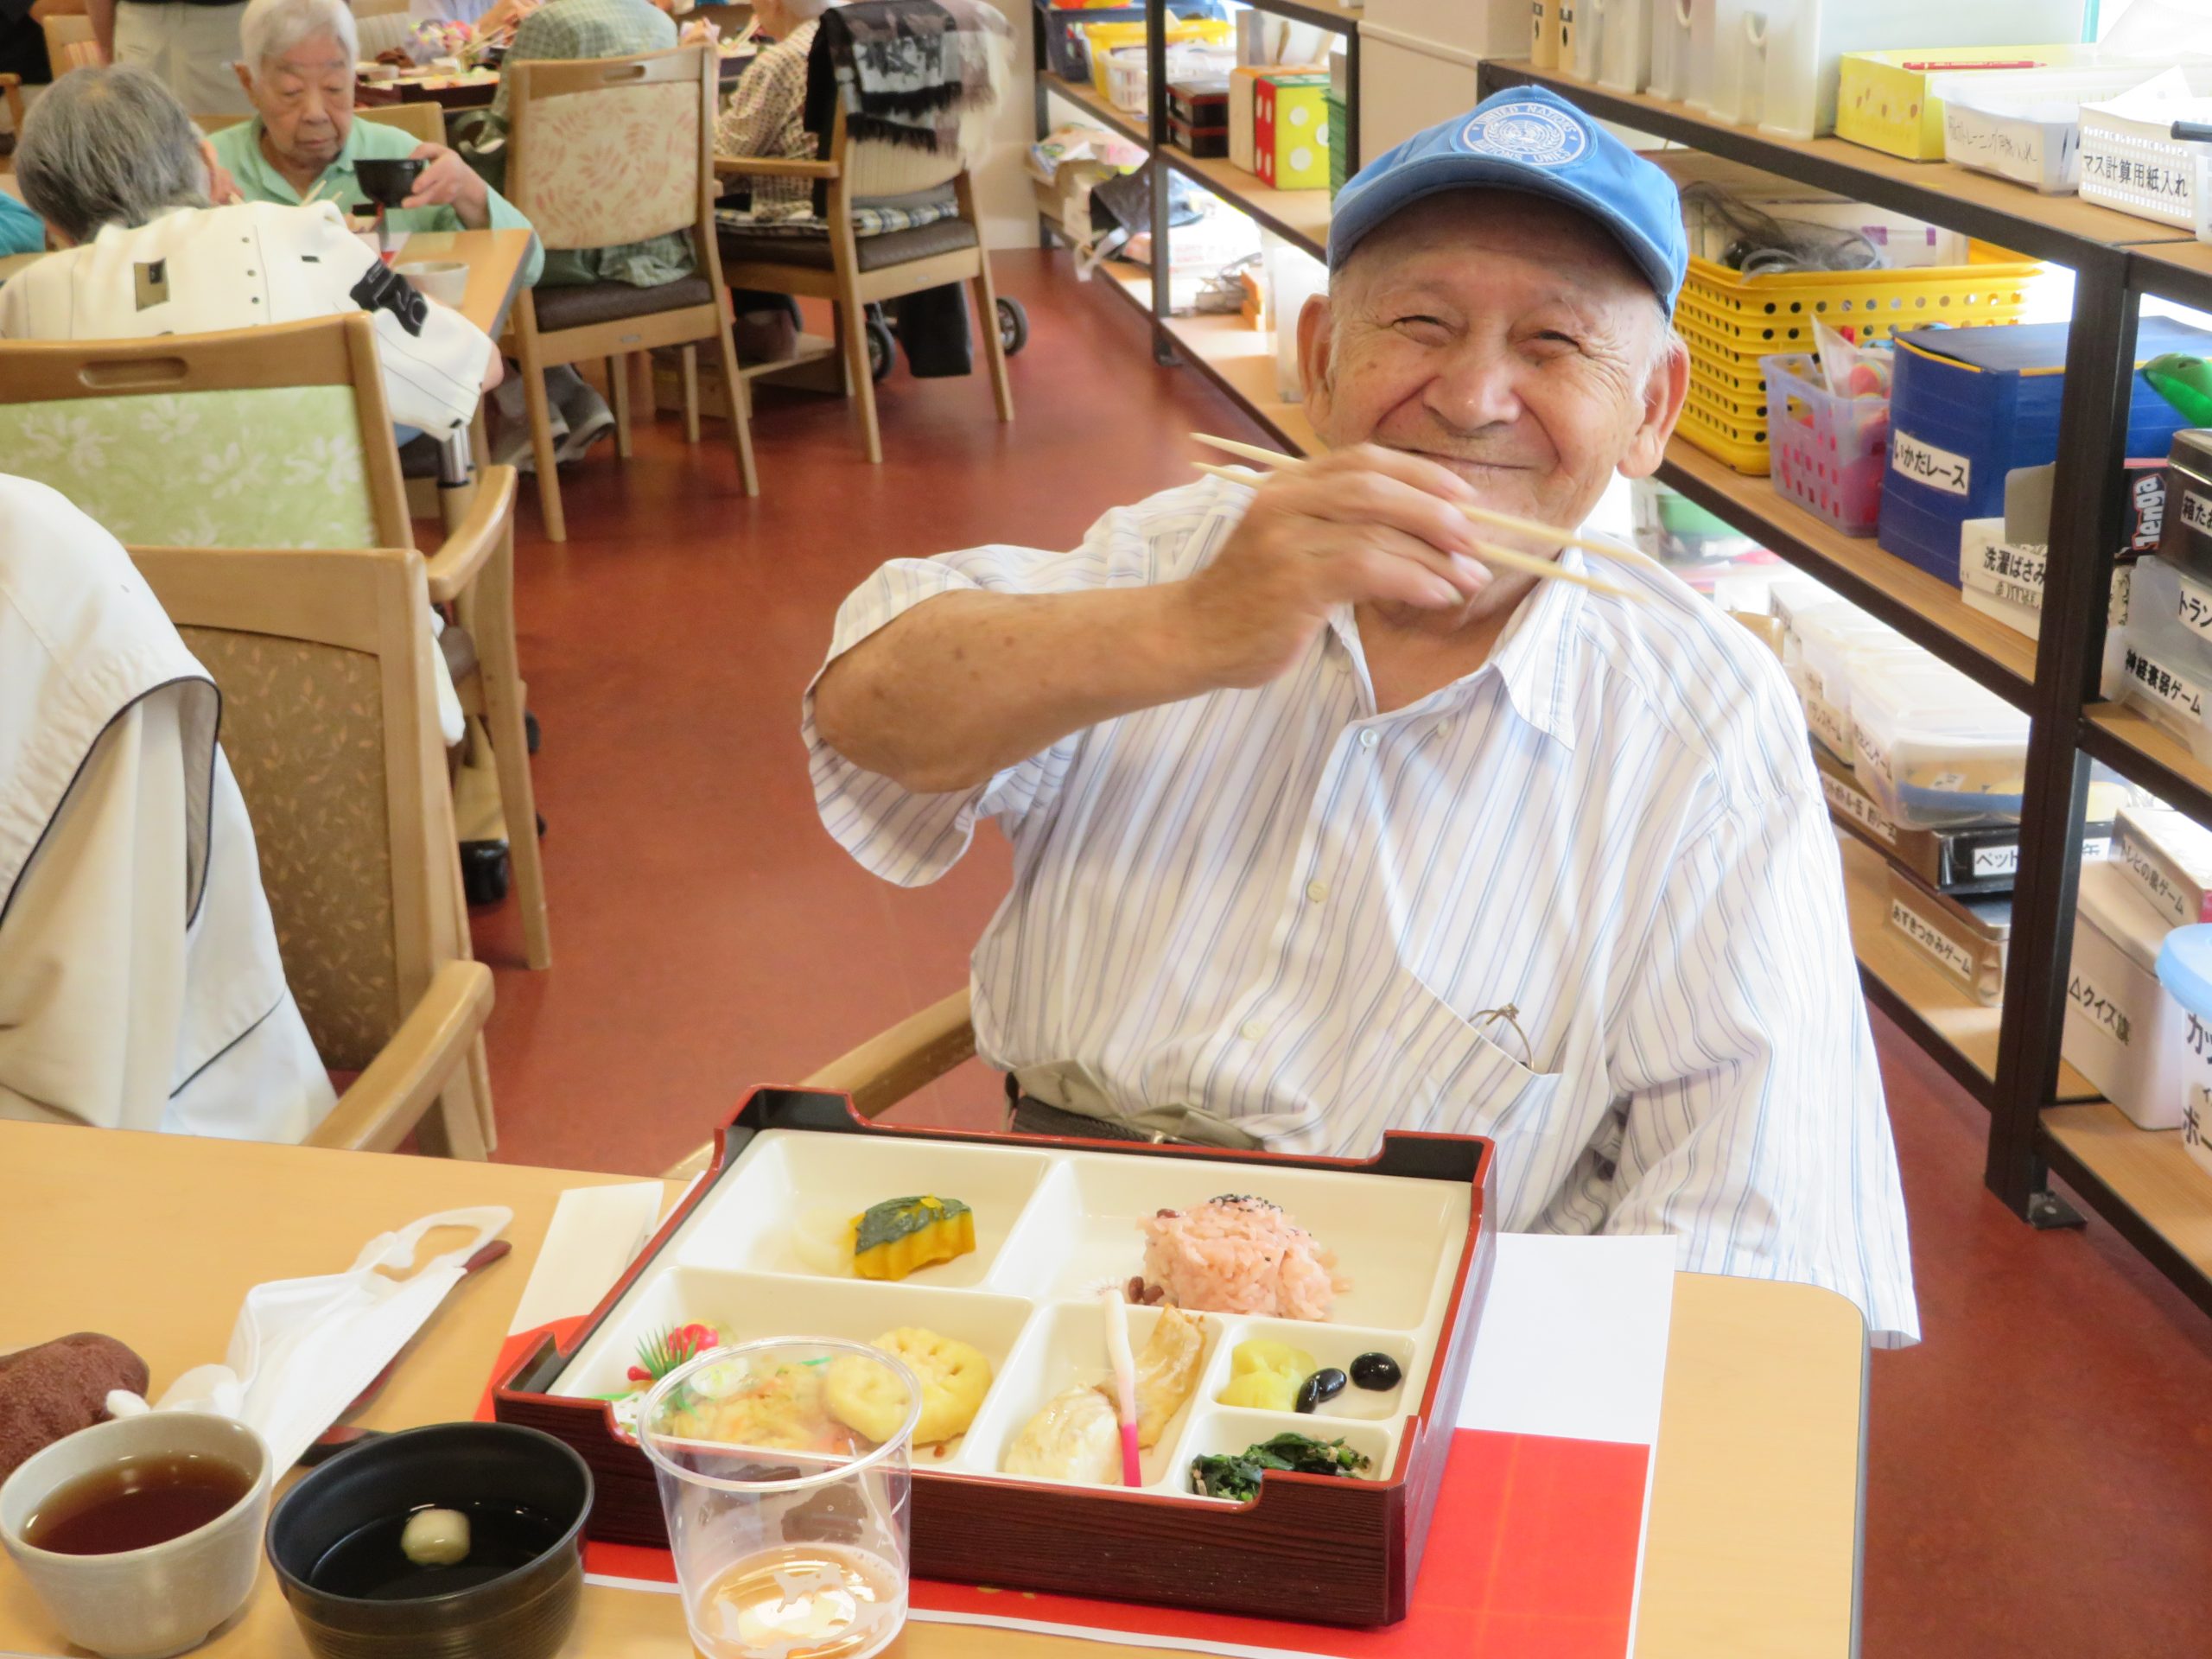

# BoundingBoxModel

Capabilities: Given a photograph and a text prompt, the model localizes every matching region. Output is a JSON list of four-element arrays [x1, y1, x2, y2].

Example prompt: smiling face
[[243, 32, 354, 176], [1299, 190, 1688, 537]]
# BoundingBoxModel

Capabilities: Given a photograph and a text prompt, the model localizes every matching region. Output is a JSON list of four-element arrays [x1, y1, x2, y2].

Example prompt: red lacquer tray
[[493, 1086, 1497, 1625]]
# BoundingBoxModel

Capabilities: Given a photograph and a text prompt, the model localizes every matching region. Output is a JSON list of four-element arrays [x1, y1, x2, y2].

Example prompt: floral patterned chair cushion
[[0, 387, 378, 550]]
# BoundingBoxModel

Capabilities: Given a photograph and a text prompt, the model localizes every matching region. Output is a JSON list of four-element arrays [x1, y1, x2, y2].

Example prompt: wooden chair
[[130, 543, 497, 1155], [663, 987, 974, 1179], [502, 44, 756, 541], [1, 73, 22, 141], [0, 315, 550, 975], [195, 104, 449, 145], [714, 60, 1014, 466], [39, 13, 99, 75]]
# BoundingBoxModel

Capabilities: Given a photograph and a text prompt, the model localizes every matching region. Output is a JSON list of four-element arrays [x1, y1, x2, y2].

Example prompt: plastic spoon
[[1098, 1286, 1142, 1488]]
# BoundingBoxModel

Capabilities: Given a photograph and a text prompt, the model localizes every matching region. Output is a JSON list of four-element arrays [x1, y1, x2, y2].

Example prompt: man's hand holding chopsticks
[[1173, 445, 1492, 689]]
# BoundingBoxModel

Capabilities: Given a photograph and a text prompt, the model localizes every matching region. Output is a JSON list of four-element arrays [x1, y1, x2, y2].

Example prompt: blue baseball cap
[[1327, 86, 1689, 315]]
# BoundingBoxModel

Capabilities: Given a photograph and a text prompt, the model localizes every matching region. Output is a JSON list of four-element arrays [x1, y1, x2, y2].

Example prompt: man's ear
[[1618, 330, 1689, 479], [1297, 290, 1336, 423], [232, 60, 252, 97]]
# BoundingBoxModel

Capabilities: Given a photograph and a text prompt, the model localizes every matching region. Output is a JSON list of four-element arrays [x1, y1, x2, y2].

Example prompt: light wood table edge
[[0, 1124, 1866, 1659]]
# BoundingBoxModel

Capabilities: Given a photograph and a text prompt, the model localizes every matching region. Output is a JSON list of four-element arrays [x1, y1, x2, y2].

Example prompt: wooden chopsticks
[[1190, 455, 1640, 601], [1192, 431, 1664, 596]]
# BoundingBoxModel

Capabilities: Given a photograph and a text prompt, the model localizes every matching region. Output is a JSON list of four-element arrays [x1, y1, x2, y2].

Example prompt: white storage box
[[2114, 804, 2212, 928], [1647, 0, 1705, 104], [2065, 858, 2189, 1130], [1698, 0, 2090, 141], [1847, 660, 2029, 830], [1576, 0, 1649, 93], [2080, 75, 2212, 228], [1944, 69, 2158, 194], [2156, 926, 2212, 1182]]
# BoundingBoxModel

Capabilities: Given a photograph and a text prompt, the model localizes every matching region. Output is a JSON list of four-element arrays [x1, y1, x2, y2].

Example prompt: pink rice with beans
[[1137, 1195, 1348, 1321]]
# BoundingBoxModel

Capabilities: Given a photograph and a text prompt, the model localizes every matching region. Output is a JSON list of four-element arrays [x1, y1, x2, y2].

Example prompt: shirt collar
[[1323, 541, 1588, 752], [234, 118, 361, 207]]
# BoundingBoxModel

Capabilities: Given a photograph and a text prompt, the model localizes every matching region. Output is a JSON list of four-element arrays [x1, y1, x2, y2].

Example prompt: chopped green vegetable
[[1188, 1433, 1371, 1501]]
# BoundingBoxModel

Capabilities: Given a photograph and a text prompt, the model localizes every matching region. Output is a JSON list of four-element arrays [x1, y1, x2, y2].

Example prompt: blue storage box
[[1878, 317, 2212, 583]]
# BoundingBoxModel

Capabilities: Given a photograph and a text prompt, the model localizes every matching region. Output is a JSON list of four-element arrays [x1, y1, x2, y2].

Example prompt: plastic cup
[[638, 1339, 919, 1659]]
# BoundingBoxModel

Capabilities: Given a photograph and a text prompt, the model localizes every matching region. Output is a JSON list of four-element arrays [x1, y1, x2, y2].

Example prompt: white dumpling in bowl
[[1001, 1386, 1120, 1484]]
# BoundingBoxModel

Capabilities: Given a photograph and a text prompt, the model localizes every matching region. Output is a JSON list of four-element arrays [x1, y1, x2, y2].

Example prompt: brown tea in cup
[[24, 1452, 253, 1555]]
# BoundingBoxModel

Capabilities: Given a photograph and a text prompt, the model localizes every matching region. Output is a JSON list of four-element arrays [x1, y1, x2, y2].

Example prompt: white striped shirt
[[807, 478, 1918, 1345]]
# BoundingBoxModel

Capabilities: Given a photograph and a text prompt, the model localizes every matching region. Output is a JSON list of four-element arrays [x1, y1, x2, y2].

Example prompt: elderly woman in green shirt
[[212, 0, 543, 284]]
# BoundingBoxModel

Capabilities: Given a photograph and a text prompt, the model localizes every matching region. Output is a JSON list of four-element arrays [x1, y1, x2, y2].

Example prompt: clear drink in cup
[[639, 1338, 919, 1659]]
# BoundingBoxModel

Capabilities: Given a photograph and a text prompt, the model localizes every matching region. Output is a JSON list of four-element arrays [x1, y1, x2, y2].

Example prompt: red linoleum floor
[[472, 250, 2212, 1656]]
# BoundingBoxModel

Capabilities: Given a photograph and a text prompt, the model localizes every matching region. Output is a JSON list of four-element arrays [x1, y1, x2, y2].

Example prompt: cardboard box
[[1254, 71, 1331, 190], [1837, 46, 2087, 161], [1886, 862, 2011, 1007]]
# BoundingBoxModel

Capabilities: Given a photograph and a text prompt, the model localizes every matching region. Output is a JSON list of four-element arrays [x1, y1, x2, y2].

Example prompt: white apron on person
[[112, 0, 253, 118], [0, 199, 492, 744], [0, 478, 335, 1140]]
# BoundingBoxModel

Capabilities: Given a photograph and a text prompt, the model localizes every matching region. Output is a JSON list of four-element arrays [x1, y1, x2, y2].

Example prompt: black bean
[[1350, 1352, 1402, 1391], [1295, 1369, 1347, 1413]]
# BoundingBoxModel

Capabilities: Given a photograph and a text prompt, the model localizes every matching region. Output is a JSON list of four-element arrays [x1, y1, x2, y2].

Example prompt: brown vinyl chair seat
[[718, 215, 979, 273], [528, 273, 718, 332]]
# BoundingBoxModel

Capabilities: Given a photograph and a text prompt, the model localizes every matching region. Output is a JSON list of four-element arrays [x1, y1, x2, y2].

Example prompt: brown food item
[[0, 1334, 151, 1478]]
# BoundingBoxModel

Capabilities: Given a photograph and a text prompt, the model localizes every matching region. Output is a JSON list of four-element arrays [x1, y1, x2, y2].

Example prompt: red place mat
[[482, 1327, 1649, 1659]]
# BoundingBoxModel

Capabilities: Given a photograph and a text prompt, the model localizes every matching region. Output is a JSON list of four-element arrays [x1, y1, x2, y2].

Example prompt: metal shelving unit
[[1033, 0, 1355, 400], [1477, 58, 2212, 1319]]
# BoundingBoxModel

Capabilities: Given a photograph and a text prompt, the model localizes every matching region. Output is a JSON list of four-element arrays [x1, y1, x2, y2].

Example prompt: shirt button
[[1357, 729, 1379, 750], [1239, 1018, 1268, 1041], [1306, 879, 1328, 903]]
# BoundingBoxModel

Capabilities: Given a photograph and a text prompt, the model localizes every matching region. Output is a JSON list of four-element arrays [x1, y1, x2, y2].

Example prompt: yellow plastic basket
[[1675, 251, 2042, 476]]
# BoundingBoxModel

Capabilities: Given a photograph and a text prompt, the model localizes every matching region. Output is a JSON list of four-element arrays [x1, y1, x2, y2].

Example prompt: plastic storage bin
[[1574, 0, 1649, 93], [2155, 926, 2212, 1182], [1878, 317, 2211, 584], [1793, 603, 1910, 762], [1647, 0, 1711, 106], [2065, 858, 2190, 1131], [1838, 45, 2088, 162], [1675, 253, 2038, 476], [1815, 741, 2028, 896], [1697, 1, 2090, 142], [1762, 353, 1889, 535], [1941, 65, 2212, 194], [2118, 563, 2212, 764], [1847, 661, 2029, 830]]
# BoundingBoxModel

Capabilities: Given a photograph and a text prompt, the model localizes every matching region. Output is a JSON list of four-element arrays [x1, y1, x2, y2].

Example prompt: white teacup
[[397, 258, 469, 309], [0, 1414, 270, 1659]]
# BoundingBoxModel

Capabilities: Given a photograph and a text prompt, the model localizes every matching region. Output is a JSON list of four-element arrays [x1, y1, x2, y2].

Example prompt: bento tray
[[493, 1087, 1497, 1626]]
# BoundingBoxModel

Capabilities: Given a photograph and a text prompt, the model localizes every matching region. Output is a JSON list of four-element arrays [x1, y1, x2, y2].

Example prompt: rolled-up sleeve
[[1599, 781, 1921, 1347], [804, 507, 1172, 888]]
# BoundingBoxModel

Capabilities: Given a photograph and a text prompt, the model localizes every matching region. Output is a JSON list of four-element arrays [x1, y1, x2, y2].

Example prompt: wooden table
[[394, 225, 536, 338], [0, 1123, 1866, 1657], [372, 47, 756, 111]]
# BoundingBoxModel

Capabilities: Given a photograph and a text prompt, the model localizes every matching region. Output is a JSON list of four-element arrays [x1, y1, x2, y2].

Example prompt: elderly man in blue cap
[[803, 90, 1918, 1346]]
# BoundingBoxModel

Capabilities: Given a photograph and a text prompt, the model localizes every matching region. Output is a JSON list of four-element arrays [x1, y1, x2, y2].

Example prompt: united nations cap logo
[[1459, 102, 1588, 168]]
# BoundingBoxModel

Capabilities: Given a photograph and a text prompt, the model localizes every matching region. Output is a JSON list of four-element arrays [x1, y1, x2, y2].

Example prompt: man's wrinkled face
[[1300, 191, 1687, 537], [251, 35, 354, 173]]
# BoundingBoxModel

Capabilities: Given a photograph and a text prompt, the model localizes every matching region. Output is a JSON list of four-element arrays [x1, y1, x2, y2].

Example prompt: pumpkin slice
[[849, 1196, 976, 1281]]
